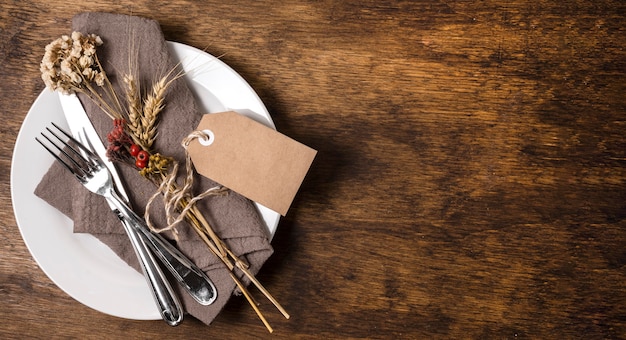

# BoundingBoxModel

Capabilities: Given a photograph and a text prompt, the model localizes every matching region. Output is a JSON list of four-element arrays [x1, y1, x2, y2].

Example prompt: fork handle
[[113, 204, 184, 326], [132, 223, 217, 305]]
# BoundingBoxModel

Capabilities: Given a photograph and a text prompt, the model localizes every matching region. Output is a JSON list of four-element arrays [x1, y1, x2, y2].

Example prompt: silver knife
[[59, 93, 217, 306]]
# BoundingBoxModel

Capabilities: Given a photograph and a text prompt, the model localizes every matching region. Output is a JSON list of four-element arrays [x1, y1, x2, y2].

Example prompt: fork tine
[[37, 124, 99, 181], [35, 136, 80, 179], [38, 130, 90, 180], [50, 122, 100, 167], [45, 128, 89, 170]]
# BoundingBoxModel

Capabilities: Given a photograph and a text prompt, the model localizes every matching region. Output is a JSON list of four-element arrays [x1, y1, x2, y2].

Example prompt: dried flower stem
[[94, 55, 126, 119], [79, 78, 121, 120], [181, 200, 289, 333], [182, 207, 274, 331], [191, 210, 289, 317], [149, 167, 290, 332]]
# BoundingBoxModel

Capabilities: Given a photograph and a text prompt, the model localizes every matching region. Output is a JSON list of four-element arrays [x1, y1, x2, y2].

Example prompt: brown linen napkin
[[34, 12, 273, 325]]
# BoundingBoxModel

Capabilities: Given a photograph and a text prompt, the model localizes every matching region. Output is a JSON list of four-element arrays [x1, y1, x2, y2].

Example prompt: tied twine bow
[[144, 129, 290, 332], [144, 130, 228, 238]]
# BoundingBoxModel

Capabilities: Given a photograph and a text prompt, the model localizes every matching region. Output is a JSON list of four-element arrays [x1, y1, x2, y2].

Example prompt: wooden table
[[2, 1, 625, 338]]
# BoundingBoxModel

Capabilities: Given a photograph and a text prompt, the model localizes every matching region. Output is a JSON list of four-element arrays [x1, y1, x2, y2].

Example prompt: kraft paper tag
[[187, 111, 317, 216]]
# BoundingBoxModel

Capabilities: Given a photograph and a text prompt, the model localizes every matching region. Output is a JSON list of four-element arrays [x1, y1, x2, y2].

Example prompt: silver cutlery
[[37, 124, 184, 326], [59, 93, 217, 307]]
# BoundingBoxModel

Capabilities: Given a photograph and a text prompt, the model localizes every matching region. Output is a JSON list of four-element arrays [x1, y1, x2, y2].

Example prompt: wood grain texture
[[1, 0, 625, 338]]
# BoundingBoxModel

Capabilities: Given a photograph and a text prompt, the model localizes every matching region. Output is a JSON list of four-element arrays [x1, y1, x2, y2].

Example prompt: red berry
[[135, 159, 148, 169], [136, 150, 149, 162], [129, 144, 141, 157]]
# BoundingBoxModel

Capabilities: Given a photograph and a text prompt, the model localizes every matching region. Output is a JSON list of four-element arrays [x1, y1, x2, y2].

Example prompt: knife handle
[[107, 190, 217, 306], [134, 225, 218, 305]]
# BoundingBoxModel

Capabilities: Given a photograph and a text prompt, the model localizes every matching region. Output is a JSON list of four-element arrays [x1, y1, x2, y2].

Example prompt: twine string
[[144, 130, 227, 238], [143, 130, 290, 331]]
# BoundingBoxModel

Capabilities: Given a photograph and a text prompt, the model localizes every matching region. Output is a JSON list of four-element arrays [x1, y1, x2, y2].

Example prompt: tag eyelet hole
[[199, 129, 215, 146]]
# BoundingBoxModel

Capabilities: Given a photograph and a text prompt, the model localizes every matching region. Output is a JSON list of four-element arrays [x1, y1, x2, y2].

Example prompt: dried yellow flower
[[139, 153, 173, 178]]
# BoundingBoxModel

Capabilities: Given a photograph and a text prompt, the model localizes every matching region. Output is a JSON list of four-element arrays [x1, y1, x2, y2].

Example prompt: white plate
[[10, 42, 279, 320]]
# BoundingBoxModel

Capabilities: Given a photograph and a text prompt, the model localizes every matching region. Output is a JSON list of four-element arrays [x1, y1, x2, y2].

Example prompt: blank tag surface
[[187, 111, 317, 216]]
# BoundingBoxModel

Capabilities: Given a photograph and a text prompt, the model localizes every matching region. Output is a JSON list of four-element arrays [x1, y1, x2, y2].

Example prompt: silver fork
[[36, 124, 184, 326]]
